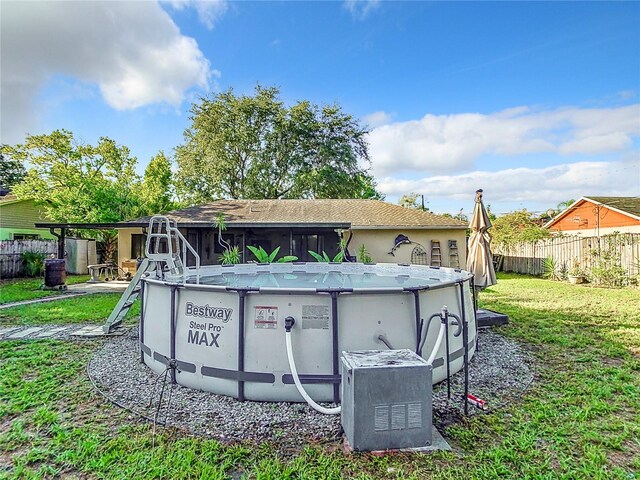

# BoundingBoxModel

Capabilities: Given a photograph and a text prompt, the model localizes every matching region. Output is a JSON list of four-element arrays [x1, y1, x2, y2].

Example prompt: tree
[[398, 193, 429, 211], [556, 199, 576, 213], [4, 129, 145, 224], [140, 151, 176, 213], [175, 85, 381, 202], [441, 209, 468, 223], [491, 209, 550, 251], [0, 150, 25, 191]]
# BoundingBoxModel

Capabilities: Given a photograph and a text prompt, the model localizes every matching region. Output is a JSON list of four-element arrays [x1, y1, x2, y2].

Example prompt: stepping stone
[[0, 327, 20, 337], [34, 326, 69, 338], [7, 327, 44, 339], [71, 325, 107, 337]]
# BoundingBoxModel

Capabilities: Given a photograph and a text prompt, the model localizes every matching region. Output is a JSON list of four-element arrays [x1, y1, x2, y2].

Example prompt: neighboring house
[[0, 195, 56, 240], [116, 199, 468, 269], [545, 196, 640, 236]]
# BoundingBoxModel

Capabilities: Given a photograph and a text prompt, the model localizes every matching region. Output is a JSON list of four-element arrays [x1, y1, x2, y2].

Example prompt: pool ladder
[[102, 258, 155, 333], [102, 216, 200, 333], [145, 215, 200, 281]]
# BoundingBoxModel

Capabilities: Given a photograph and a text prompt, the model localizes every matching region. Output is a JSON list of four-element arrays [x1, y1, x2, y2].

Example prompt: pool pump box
[[340, 349, 432, 451]]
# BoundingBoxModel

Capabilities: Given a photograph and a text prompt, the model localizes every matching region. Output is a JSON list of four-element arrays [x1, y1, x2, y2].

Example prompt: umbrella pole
[[471, 277, 479, 352]]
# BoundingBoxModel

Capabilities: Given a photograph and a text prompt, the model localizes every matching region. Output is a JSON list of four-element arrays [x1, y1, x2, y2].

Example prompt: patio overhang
[[35, 222, 125, 229], [35, 222, 126, 259]]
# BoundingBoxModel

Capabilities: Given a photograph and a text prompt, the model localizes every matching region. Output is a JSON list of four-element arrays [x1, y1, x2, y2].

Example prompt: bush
[[588, 234, 630, 288], [21, 251, 46, 277], [542, 256, 566, 281]]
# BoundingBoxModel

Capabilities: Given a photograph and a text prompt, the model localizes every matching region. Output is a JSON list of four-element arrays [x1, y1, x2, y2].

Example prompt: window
[[13, 234, 40, 240], [292, 233, 339, 261], [131, 234, 147, 259]]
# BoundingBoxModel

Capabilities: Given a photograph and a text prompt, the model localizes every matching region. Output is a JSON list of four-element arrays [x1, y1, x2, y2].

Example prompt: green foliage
[[213, 212, 226, 232], [491, 209, 550, 251], [7, 130, 142, 224], [542, 256, 560, 280], [19, 251, 46, 277], [247, 245, 297, 263], [140, 151, 176, 213], [308, 250, 344, 263], [308, 238, 346, 263], [98, 230, 118, 264], [556, 198, 576, 213], [0, 276, 89, 305], [2, 274, 639, 478], [442, 211, 469, 223], [3, 130, 176, 235], [212, 212, 236, 262], [175, 85, 381, 201], [0, 292, 139, 325], [0, 150, 25, 189], [357, 244, 373, 264], [589, 234, 630, 287], [398, 192, 429, 211], [568, 258, 586, 277], [1, 272, 638, 480], [219, 245, 241, 265]]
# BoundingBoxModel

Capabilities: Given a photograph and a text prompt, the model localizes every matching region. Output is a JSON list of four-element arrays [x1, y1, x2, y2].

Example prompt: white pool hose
[[425, 321, 446, 366], [284, 322, 341, 415]]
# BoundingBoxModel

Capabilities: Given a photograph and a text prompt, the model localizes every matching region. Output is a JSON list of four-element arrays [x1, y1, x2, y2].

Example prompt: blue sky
[[2, 1, 639, 216]]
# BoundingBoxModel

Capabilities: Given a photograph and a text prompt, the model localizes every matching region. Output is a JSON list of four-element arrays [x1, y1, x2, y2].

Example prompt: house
[[116, 199, 468, 269], [0, 195, 56, 240], [544, 196, 640, 236]]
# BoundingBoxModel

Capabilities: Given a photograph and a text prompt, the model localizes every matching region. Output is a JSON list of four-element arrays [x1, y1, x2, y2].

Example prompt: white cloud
[[377, 156, 640, 207], [167, 0, 228, 29], [363, 111, 393, 128], [368, 104, 640, 176], [343, 0, 380, 20], [0, 1, 214, 144]]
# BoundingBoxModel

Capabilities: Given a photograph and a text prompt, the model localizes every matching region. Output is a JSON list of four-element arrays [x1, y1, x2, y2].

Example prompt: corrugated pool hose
[[284, 316, 341, 415]]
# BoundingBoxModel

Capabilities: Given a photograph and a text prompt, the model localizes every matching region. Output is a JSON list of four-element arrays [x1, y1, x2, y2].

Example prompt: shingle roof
[[120, 199, 467, 229], [0, 194, 20, 205], [584, 196, 640, 219]]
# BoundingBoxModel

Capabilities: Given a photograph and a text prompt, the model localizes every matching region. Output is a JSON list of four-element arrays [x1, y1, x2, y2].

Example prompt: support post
[[170, 285, 178, 384], [459, 282, 469, 415], [330, 291, 340, 404], [412, 290, 421, 353], [237, 290, 246, 401], [49, 227, 66, 259], [139, 280, 145, 363]]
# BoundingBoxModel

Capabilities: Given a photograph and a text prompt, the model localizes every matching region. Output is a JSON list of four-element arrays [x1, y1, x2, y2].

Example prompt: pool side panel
[[243, 292, 334, 402], [140, 265, 477, 403]]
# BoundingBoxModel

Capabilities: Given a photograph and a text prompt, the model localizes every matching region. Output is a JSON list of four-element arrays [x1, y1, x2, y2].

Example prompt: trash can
[[44, 259, 66, 287]]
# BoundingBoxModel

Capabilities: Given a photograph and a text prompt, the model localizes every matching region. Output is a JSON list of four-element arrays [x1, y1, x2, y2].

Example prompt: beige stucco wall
[[348, 228, 467, 268], [117, 226, 468, 269], [117, 228, 143, 268]]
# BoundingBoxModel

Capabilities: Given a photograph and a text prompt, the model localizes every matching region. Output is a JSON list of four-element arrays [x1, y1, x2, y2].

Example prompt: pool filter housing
[[340, 349, 433, 451]]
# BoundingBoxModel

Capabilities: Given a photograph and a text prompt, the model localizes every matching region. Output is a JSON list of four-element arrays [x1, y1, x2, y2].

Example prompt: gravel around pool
[[87, 327, 534, 448]]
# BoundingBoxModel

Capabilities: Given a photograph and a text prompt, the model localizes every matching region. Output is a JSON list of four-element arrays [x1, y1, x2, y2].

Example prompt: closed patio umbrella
[[466, 189, 496, 289]]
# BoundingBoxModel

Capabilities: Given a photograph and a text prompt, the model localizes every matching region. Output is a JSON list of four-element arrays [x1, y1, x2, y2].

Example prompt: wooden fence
[[0, 240, 58, 278], [494, 233, 640, 278]]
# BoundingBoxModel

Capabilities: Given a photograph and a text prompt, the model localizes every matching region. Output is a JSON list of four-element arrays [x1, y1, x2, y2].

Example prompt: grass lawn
[[0, 293, 140, 326], [0, 275, 90, 305], [0, 273, 638, 479]]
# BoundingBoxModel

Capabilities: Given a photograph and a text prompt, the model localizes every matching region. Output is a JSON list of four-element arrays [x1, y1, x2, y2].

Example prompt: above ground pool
[[139, 261, 477, 403]]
